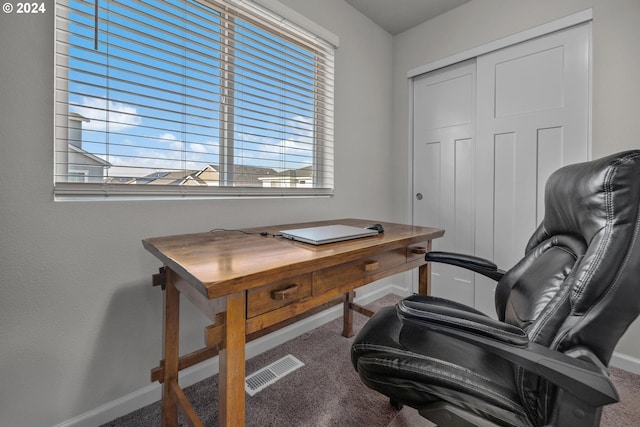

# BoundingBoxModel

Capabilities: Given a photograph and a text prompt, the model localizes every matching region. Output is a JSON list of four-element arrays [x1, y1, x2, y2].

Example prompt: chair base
[[419, 402, 502, 427], [547, 388, 602, 427]]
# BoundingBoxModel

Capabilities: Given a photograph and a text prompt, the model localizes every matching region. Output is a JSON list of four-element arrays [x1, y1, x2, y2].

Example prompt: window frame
[[54, 0, 337, 200]]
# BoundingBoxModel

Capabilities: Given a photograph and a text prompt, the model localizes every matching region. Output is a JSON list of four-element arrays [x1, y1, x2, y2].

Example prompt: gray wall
[[390, 0, 640, 362], [0, 1, 393, 425]]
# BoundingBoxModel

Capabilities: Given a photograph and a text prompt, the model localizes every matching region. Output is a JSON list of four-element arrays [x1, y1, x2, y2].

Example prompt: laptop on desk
[[279, 224, 379, 245]]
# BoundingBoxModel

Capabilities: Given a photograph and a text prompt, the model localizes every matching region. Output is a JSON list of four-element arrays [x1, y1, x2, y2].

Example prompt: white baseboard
[[610, 352, 640, 375], [54, 283, 409, 427]]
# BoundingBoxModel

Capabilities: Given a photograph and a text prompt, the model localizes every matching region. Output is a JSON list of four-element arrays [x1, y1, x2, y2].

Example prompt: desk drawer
[[313, 248, 406, 295], [247, 274, 312, 318]]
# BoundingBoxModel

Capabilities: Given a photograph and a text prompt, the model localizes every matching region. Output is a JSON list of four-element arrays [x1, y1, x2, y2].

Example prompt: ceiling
[[344, 0, 471, 35]]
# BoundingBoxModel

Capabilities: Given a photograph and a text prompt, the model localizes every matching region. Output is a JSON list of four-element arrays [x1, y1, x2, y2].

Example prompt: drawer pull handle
[[271, 284, 300, 301], [363, 261, 380, 271], [411, 246, 427, 255]]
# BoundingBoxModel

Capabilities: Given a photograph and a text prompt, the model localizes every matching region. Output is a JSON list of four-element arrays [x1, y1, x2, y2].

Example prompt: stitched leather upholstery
[[352, 151, 640, 426]]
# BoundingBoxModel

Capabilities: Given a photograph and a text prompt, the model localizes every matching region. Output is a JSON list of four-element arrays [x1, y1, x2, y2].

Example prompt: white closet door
[[474, 23, 590, 314], [411, 23, 590, 312], [412, 61, 476, 305]]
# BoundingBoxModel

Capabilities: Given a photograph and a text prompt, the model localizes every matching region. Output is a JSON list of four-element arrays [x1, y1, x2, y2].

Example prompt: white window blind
[[55, 0, 335, 199]]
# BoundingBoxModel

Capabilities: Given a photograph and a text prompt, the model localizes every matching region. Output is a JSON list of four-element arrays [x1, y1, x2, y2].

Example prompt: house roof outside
[[68, 112, 91, 122], [259, 165, 312, 182], [132, 164, 283, 187], [133, 170, 203, 185], [68, 144, 112, 167]]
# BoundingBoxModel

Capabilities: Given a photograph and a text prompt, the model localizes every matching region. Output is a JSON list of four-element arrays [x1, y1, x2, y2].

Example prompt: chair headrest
[[536, 150, 640, 246]]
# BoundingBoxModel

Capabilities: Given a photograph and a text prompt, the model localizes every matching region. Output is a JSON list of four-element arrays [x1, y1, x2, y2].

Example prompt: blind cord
[[94, 0, 99, 50]]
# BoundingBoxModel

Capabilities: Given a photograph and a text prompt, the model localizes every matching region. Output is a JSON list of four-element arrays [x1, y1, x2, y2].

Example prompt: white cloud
[[290, 115, 313, 137], [102, 135, 221, 178], [92, 111, 314, 176], [157, 133, 183, 151], [188, 142, 209, 153], [158, 132, 178, 140], [231, 114, 315, 170], [70, 97, 141, 132]]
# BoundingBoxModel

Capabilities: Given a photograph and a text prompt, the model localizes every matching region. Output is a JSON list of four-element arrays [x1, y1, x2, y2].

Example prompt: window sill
[[53, 183, 334, 202]]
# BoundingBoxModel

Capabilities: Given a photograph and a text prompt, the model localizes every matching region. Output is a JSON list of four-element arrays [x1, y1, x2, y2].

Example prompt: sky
[[62, 0, 318, 180]]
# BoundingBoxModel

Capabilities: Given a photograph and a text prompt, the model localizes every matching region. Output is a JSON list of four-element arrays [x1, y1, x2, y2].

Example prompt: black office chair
[[352, 150, 640, 427]]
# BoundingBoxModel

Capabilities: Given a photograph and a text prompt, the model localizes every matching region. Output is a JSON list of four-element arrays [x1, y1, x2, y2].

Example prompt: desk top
[[143, 218, 444, 299]]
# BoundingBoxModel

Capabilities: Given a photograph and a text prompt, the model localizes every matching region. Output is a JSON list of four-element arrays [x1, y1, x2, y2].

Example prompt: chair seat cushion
[[352, 302, 532, 427]]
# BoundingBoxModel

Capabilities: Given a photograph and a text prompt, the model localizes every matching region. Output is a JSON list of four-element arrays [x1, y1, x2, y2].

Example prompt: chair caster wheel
[[390, 399, 404, 410]]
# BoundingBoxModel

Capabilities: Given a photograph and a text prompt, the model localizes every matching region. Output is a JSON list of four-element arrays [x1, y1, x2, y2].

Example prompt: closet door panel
[[412, 61, 476, 305], [474, 23, 590, 314]]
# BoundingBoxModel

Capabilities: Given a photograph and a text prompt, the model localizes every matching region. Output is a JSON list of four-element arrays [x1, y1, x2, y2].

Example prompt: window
[[55, 0, 336, 199], [68, 171, 88, 182]]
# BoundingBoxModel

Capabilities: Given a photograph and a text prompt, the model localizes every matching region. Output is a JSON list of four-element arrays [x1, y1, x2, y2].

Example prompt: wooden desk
[[143, 218, 444, 427]]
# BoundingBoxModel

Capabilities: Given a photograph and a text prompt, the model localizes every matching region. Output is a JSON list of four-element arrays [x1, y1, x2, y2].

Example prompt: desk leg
[[161, 270, 180, 427], [342, 291, 355, 338], [418, 240, 433, 296], [219, 291, 246, 426]]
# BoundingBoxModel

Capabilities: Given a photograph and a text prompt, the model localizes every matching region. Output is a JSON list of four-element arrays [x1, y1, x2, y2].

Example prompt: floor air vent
[[245, 354, 304, 396]]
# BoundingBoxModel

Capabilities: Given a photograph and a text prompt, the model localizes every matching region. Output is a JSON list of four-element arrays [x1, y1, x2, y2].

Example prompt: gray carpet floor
[[103, 294, 640, 426]]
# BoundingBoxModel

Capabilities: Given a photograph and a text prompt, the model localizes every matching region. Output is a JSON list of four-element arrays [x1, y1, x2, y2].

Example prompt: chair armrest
[[425, 251, 506, 281], [396, 300, 619, 408], [398, 298, 528, 346]]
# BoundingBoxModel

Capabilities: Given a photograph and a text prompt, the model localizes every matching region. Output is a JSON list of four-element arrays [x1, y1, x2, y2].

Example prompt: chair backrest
[[493, 150, 640, 424]]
